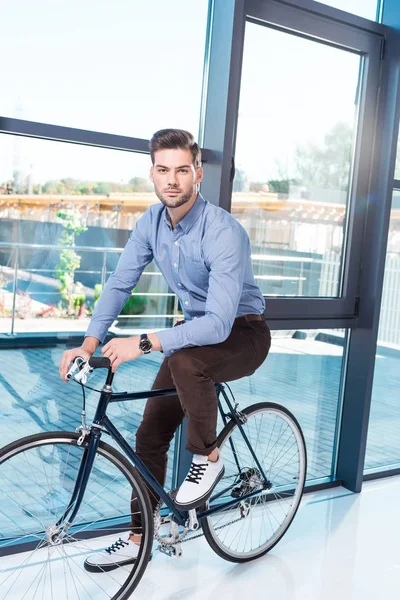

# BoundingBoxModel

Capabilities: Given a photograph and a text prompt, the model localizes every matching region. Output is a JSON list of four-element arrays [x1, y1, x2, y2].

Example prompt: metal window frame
[[0, 116, 216, 165], [265, 0, 384, 28], [200, 0, 400, 493], [348, 0, 400, 486], [201, 0, 385, 323], [336, 27, 400, 491]]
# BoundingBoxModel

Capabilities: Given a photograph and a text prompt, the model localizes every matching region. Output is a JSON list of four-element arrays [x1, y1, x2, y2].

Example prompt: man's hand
[[102, 337, 142, 372], [59, 347, 93, 381], [59, 336, 99, 381]]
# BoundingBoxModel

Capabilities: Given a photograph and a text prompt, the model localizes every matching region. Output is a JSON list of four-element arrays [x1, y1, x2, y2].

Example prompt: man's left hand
[[102, 337, 141, 372]]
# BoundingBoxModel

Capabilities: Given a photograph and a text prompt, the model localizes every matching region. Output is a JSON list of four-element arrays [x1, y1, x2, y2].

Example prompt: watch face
[[140, 339, 152, 353]]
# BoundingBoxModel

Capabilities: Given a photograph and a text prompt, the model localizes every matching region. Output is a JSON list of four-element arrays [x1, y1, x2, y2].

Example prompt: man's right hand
[[59, 347, 93, 382], [59, 337, 100, 381], [60, 335, 101, 381]]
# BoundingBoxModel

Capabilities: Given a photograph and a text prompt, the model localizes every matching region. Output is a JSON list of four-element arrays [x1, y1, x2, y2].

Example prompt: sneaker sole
[[83, 552, 152, 573], [174, 466, 225, 511]]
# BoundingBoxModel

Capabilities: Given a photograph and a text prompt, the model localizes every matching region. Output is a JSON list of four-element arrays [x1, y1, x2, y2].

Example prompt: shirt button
[[178, 283, 182, 287], [173, 263, 177, 268], [184, 301, 189, 305], [175, 241, 179, 246]]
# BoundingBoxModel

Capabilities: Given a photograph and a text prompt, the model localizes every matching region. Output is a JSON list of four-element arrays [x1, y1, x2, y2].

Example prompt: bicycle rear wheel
[[0, 431, 153, 600], [202, 402, 306, 562]]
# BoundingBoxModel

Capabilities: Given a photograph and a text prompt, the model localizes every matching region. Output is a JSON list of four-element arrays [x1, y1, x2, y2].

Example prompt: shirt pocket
[[184, 256, 210, 289]]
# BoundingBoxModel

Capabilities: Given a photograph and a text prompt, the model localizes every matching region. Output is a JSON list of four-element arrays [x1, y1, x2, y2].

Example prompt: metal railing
[[1, 241, 400, 345], [0, 240, 342, 336], [0, 240, 355, 338], [0, 241, 180, 335]]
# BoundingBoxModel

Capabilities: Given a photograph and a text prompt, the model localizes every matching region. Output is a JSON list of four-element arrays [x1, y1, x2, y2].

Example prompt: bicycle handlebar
[[89, 357, 111, 370], [66, 356, 112, 385], [66, 357, 86, 381]]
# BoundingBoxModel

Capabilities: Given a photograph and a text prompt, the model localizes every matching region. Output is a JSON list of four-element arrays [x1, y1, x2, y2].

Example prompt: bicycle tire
[[0, 431, 154, 600], [202, 402, 307, 563]]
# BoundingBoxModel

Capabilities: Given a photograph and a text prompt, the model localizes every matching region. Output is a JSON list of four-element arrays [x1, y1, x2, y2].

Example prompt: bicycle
[[0, 355, 307, 600]]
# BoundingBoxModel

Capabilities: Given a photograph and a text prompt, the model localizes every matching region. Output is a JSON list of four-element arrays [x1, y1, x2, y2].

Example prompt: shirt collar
[[163, 193, 207, 233]]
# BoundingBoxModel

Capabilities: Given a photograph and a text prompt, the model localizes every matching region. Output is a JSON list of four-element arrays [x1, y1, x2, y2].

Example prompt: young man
[[59, 129, 271, 571]]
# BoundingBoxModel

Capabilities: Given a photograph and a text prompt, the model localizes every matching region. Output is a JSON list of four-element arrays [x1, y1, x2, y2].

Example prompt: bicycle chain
[[153, 475, 237, 547], [153, 500, 190, 547], [180, 514, 245, 544], [153, 494, 248, 547]]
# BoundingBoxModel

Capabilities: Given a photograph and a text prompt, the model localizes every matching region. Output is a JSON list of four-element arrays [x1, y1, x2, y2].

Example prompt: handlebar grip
[[88, 357, 111, 369]]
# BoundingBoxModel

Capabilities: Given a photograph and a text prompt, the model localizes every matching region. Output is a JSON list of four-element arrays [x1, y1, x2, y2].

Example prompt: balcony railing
[[0, 240, 342, 335], [1, 241, 400, 345], [0, 241, 182, 335]]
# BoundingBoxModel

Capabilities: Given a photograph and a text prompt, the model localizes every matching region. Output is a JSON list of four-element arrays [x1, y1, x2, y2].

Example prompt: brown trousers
[[131, 317, 271, 530]]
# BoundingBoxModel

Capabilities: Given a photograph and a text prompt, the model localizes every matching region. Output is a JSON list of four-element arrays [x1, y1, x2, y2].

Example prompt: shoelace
[[105, 537, 129, 554], [185, 462, 208, 484]]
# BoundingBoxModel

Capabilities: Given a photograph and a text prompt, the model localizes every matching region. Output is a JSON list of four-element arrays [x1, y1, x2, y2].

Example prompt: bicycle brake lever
[[66, 357, 85, 380], [74, 362, 93, 385]]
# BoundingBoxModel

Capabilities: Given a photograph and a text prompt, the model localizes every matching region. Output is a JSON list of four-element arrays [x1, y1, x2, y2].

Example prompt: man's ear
[[149, 167, 154, 183], [196, 166, 203, 185]]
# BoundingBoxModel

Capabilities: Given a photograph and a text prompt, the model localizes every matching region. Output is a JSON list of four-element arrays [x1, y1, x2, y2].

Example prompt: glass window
[[234, 22, 362, 298], [365, 190, 400, 471], [0, 135, 178, 335], [314, 0, 379, 20], [0, 346, 176, 493], [227, 329, 348, 482], [0, 0, 209, 138]]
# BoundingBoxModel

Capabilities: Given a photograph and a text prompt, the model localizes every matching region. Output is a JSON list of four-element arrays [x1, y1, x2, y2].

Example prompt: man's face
[[150, 148, 203, 208]]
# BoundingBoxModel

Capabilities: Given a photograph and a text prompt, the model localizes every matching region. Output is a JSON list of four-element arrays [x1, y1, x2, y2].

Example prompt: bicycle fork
[[54, 428, 101, 536]]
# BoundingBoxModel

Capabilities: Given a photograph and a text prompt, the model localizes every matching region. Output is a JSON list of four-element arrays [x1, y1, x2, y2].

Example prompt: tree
[[267, 179, 298, 195], [30, 176, 154, 196], [55, 211, 88, 315], [249, 182, 265, 193], [93, 182, 113, 195], [294, 121, 353, 191], [129, 177, 150, 192]]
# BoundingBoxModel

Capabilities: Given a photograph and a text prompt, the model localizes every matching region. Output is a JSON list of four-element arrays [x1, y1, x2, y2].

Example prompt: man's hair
[[150, 129, 202, 168]]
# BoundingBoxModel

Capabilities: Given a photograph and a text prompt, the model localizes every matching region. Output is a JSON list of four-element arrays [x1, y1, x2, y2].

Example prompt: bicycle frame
[[58, 377, 270, 532]]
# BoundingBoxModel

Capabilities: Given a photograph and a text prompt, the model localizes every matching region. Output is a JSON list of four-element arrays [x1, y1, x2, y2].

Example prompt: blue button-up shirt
[[86, 194, 265, 356]]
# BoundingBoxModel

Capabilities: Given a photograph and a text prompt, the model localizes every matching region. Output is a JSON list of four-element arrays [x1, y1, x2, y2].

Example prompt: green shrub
[[120, 292, 147, 315]]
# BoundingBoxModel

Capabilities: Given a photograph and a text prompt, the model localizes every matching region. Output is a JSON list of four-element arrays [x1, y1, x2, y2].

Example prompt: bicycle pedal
[[187, 509, 199, 531], [157, 544, 183, 558]]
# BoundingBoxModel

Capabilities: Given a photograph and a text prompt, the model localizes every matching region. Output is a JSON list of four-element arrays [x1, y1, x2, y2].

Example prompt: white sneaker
[[175, 454, 225, 510], [84, 535, 145, 573]]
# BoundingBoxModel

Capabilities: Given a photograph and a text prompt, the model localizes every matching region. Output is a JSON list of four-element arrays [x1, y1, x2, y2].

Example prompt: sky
[[235, 21, 361, 182], [0, 0, 380, 185]]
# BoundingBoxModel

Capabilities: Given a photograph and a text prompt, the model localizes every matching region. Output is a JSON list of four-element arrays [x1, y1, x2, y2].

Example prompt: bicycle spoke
[[204, 404, 306, 560], [0, 434, 152, 599]]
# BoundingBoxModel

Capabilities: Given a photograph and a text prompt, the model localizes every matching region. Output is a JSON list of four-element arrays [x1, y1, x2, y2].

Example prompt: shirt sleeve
[[85, 213, 153, 343], [156, 222, 248, 356]]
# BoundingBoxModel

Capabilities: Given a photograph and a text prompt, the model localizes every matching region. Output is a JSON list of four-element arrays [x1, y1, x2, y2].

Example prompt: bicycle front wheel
[[0, 431, 153, 600], [202, 402, 307, 562]]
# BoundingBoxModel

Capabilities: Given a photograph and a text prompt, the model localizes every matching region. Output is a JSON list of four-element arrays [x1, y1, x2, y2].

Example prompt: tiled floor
[[153, 476, 400, 600], [0, 334, 399, 483], [135, 477, 400, 600], [1, 477, 399, 599], [0, 336, 400, 598]]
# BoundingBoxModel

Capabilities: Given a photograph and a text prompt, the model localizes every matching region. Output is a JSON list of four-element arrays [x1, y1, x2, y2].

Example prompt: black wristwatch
[[139, 333, 152, 354]]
